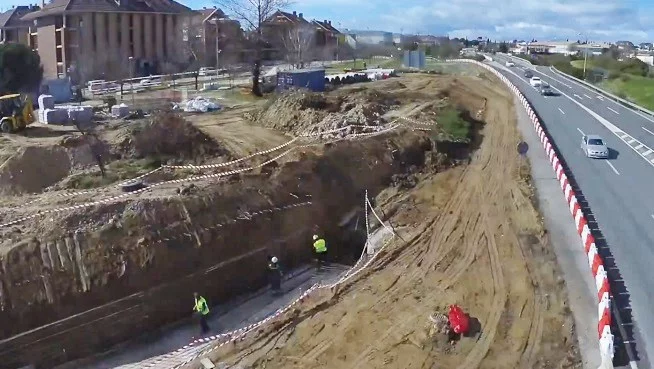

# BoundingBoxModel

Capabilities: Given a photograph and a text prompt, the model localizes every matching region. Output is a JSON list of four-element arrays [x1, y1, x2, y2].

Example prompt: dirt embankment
[[0, 129, 448, 369], [188, 73, 582, 369], [0, 146, 71, 195], [0, 72, 579, 369]]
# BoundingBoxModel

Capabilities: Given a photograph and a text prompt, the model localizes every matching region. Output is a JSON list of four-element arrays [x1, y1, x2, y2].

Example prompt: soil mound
[[0, 145, 71, 195], [115, 111, 227, 160], [254, 89, 398, 136], [60, 135, 112, 169]]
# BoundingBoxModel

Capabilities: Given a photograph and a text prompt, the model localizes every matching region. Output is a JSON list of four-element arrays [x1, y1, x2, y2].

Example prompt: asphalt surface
[[510, 91, 601, 368], [492, 54, 654, 368]]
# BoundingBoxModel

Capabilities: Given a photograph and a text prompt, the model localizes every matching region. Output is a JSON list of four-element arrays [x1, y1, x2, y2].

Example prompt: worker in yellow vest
[[313, 234, 328, 269], [193, 292, 210, 334]]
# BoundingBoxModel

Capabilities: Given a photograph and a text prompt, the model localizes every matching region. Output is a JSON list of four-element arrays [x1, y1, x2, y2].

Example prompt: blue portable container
[[276, 69, 326, 92]]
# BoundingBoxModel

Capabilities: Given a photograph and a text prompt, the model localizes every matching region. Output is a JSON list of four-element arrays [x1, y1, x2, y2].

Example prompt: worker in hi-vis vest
[[313, 234, 328, 269], [193, 292, 210, 334]]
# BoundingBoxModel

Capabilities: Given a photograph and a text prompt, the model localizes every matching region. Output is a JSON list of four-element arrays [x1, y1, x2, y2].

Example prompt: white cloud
[[374, 0, 653, 42]]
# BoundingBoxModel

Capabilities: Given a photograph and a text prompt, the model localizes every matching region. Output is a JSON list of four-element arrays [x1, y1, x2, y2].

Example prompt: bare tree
[[181, 20, 207, 71], [281, 24, 315, 68], [214, 0, 290, 96]]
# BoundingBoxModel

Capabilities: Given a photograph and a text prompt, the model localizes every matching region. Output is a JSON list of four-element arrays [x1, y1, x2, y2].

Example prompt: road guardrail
[[549, 66, 654, 118], [499, 52, 654, 119]]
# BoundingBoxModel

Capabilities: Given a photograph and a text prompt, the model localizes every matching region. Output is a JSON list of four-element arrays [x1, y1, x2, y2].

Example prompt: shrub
[[438, 106, 470, 140], [607, 71, 621, 80]]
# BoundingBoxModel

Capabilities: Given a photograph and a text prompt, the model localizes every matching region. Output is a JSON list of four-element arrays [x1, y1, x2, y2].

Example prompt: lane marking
[[584, 94, 592, 99], [577, 127, 585, 135], [574, 94, 583, 100], [650, 214, 654, 221], [635, 144, 645, 150], [643, 149, 653, 156], [497, 65, 654, 172], [643, 126, 654, 136], [597, 95, 604, 100], [545, 65, 654, 126], [605, 160, 620, 175], [558, 108, 565, 115], [608, 107, 620, 114]]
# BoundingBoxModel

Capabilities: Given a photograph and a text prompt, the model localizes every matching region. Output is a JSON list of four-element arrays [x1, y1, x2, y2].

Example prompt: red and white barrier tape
[[0, 120, 415, 229], [452, 59, 614, 363], [114, 193, 396, 369]]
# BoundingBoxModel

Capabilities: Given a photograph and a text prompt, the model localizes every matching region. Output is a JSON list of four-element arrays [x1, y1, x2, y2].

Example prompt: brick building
[[0, 5, 37, 45], [189, 7, 243, 68], [262, 10, 340, 61], [22, 0, 192, 81], [312, 19, 339, 59]]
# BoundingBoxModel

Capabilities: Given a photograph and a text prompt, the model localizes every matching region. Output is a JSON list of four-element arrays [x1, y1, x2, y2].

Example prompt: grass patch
[[66, 158, 162, 189], [327, 58, 401, 72], [570, 60, 589, 69], [599, 75, 654, 110], [437, 106, 470, 141]]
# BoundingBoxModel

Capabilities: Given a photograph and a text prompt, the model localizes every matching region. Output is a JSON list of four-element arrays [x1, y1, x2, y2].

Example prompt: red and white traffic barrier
[[452, 59, 614, 367]]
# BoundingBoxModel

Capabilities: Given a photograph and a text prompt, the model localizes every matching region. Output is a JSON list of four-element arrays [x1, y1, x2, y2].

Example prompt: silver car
[[581, 134, 609, 158]]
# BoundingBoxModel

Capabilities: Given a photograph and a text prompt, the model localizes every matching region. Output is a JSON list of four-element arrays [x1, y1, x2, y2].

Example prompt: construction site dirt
[[0, 71, 581, 369]]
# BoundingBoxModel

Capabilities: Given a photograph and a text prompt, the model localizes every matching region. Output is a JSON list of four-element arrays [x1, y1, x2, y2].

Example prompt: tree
[[215, 0, 290, 96], [281, 24, 315, 68], [0, 43, 43, 94], [498, 42, 509, 53]]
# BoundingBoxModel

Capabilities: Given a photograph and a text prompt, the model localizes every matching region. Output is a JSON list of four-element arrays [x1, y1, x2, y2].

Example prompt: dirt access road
[[186, 74, 582, 368]]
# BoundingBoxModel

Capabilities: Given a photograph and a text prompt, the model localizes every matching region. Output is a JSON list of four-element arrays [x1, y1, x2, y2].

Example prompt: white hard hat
[[313, 234, 319, 240], [271, 256, 278, 263]]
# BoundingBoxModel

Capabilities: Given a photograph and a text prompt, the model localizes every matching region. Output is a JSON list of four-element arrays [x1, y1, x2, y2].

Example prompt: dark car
[[524, 70, 534, 78], [540, 83, 554, 96]]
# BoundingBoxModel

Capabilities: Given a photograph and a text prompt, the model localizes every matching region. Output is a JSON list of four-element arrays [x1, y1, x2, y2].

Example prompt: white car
[[581, 134, 609, 158], [198, 67, 215, 76], [505, 61, 515, 67], [529, 76, 542, 87]]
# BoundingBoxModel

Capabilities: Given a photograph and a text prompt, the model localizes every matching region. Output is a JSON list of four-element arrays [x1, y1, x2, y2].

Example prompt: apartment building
[[262, 10, 341, 61], [190, 7, 243, 68], [312, 19, 339, 59], [22, 0, 192, 81], [0, 5, 36, 45], [349, 30, 393, 45]]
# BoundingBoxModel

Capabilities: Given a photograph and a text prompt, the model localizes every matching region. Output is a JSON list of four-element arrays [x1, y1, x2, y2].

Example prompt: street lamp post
[[210, 17, 226, 73], [128, 56, 135, 106], [579, 32, 589, 79]]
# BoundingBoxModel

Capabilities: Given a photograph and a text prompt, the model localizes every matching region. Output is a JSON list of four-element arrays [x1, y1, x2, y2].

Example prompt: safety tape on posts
[[1, 119, 427, 229], [450, 59, 615, 363], [128, 192, 397, 369]]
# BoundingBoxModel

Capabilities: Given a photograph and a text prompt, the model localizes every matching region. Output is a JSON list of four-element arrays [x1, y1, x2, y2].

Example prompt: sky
[[2, 0, 653, 43]]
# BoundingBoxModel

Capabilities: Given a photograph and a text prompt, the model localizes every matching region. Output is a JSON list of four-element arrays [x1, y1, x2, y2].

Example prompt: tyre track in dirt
[[189, 73, 580, 369], [456, 215, 507, 369]]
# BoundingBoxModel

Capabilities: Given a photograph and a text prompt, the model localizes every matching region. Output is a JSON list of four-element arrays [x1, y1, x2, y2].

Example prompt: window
[[588, 139, 604, 146]]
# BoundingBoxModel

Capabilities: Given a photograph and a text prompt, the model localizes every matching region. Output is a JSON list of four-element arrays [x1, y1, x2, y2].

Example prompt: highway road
[[491, 54, 654, 368]]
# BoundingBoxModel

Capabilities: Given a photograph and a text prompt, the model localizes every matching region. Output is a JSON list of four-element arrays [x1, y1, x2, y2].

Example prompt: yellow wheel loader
[[0, 93, 35, 133]]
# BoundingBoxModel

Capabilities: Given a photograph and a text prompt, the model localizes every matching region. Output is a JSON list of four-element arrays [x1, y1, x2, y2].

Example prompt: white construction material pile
[[182, 96, 221, 113], [65, 105, 94, 123], [37, 94, 94, 125], [38, 108, 68, 125], [38, 94, 55, 110], [111, 103, 130, 118]]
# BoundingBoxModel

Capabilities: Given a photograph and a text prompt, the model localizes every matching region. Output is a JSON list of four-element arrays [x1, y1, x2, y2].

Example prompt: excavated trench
[[0, 120, 483, 369]]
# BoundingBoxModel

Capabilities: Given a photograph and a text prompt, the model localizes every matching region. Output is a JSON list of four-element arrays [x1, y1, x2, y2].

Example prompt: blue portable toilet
[[277, 69, 326, 92]]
